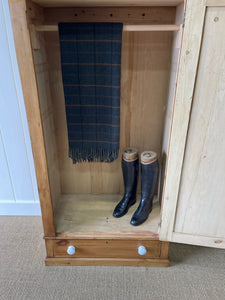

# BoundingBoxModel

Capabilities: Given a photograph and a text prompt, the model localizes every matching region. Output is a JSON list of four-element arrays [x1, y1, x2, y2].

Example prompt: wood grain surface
[[159, 0, 206, 241], [45, 257, 170, 267], [174, 7, 225, 239], [32, 32, 61, 213], [54, 194, 160, 239], [44, 6, 176, 25], [52, 239, 161, 258], [9, 0, 55, 235], [33, 0, 182, 8]]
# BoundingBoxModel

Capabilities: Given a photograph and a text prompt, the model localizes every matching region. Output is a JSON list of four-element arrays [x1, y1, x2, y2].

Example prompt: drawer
[[49, 239, 161, 259]]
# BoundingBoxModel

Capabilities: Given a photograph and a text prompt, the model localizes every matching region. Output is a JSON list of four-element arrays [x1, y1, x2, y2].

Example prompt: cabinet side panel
[[9, 0, 55, 235], [32, 32, 61, 213], [174, 7, 225, 239]]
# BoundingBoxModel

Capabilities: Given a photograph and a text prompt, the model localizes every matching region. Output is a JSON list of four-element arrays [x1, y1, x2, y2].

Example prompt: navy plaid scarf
[[58, 23, 123, 163]]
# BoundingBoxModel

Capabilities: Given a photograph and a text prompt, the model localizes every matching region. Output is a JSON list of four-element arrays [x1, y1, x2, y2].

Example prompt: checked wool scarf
[[58, 23, 123, 163]]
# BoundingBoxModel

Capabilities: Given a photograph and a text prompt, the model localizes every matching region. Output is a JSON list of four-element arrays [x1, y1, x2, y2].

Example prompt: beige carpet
[[0, 217, 224, 300]]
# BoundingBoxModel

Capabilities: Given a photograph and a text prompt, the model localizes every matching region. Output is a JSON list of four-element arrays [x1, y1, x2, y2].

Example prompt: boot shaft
[[141, 151, 159, 200], [122, 156, 139, 196], [113, 148, 138, 218]]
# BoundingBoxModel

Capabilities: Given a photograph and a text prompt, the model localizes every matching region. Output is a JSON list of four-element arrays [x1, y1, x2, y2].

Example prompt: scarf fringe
[[69, 147, 119, 164]]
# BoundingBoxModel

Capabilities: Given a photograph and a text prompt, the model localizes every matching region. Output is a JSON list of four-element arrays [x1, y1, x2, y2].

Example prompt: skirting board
[[0, 202, 41, 216], [45, 257, 170, 267]]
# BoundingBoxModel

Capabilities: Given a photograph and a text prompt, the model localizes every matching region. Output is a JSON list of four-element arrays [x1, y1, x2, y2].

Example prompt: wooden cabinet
[[8, 0, 225, 266]]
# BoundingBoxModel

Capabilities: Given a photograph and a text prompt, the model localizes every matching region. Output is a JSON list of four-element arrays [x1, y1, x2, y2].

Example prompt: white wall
[[0, 0, 41, 215]]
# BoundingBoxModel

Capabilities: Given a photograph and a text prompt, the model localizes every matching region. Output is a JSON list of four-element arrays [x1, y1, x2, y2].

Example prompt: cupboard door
[[160, 1, 225, 248]]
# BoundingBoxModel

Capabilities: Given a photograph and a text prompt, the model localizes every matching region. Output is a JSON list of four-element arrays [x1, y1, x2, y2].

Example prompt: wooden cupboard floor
[[54, 194, 160, 239]]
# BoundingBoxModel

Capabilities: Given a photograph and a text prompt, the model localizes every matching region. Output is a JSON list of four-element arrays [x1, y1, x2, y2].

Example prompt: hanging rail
[[34, 24, 181, 32]]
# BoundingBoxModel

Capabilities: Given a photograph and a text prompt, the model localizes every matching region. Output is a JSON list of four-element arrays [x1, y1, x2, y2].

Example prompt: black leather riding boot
[[130, 151, 158, 226], [113, 148, 139, 218]]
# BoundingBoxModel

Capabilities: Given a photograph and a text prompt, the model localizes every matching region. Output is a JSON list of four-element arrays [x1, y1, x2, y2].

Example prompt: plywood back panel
[[44, 31, 131, 194], [44, 30, 172, 194], [129, 32, 172, 192]]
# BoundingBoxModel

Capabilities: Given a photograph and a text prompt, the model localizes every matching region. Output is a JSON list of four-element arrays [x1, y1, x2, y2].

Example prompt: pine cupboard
[[8, 0, 225, 266]]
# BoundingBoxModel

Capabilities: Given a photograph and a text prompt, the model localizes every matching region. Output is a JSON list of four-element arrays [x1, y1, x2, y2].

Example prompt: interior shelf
[[54, 194, 160, 239]]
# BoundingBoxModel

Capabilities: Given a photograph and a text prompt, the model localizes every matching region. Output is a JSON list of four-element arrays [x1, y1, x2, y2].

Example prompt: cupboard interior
[[28, 1, 184, 238]]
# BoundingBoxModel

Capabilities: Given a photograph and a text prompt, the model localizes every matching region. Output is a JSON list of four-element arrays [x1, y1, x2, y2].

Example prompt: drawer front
[[51, 239, 160, 259]]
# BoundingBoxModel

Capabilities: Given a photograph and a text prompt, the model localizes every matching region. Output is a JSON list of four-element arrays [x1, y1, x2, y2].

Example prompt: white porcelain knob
[[138, 245, 147, 256], [67, 245, 76, 255]]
